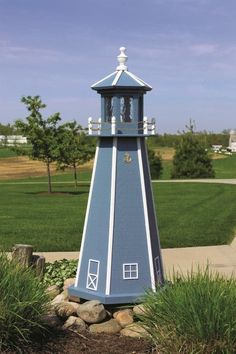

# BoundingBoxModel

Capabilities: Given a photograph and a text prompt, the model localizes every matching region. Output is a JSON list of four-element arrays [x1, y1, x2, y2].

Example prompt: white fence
[[0, 135, 27, 146]]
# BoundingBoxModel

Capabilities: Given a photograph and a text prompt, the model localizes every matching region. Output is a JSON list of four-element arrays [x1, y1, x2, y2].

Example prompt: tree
[[0, 123, 16, 136], [56, 121, 95, 187], [171, 121, 215, 179], [148, 148, 163, 179], [15, 96, 61, 193]]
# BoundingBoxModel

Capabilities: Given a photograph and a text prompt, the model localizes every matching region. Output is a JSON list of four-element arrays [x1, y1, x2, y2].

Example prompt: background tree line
[[0, 123, 19, 136], [1, 100, 228, 184], [148, 131, 230, 148], [1, 123, 232, 149]]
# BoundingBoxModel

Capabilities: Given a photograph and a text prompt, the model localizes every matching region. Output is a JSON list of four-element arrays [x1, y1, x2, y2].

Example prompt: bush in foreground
[[0, 253, 50, 352], [139, 268, 236, 354]]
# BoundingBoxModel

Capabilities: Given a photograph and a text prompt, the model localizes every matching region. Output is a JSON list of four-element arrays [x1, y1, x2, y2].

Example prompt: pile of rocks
[[44, 278, 147, 338]]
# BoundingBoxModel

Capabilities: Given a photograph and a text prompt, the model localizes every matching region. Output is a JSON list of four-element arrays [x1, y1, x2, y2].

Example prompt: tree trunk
[[12, 244, 33, 267], [46, 161, 52, 193], [73, 163, 78, 188], [31, 255, 46, 278]]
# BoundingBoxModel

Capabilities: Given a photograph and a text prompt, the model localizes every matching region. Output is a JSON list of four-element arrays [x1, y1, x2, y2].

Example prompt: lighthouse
[[69, 47, 164, 304]]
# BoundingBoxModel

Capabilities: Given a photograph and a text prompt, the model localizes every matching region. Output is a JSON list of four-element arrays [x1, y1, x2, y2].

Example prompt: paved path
[[154, 178, 236, 185], [1, 178, 236, 185], [36, 237, 236, 279]]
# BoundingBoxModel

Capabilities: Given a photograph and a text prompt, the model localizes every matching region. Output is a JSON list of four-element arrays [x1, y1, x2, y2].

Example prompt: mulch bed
[[5, 330, 157, 354]]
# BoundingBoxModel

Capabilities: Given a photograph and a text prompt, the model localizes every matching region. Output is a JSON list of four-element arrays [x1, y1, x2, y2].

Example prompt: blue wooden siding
[[110, 138, 151, 295], [77, 139, 113, 293], [140, 138, 164, 283]]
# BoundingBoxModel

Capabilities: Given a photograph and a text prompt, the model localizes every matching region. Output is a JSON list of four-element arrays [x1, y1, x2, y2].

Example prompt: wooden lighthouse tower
[[69, 47, 164, 304]]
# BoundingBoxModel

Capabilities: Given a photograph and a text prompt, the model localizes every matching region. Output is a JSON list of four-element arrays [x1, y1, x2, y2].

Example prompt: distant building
[[229, 130, 236, 152], [211, 144, 222, 152], [0, 135, 27, 146]]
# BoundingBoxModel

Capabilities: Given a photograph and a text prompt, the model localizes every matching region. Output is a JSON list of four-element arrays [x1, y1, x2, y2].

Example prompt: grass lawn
[[0, 147, 18, 158], [160, 153, 236, 179], [1, 170, 92, 183], [212, 153, 236, 178], [0, 180, 235, 251]]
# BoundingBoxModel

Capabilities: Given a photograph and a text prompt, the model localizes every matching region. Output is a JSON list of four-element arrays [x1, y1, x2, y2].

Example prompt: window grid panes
[[123, 263, 138, 280]]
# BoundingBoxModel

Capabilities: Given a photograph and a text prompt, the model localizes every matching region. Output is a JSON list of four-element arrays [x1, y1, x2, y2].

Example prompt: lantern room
[[89, 47, 155, 136]]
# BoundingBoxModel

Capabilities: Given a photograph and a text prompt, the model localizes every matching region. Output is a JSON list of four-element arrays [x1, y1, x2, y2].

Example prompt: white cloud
[[0, 43, 63, 61], [0, 40, 82, 64]]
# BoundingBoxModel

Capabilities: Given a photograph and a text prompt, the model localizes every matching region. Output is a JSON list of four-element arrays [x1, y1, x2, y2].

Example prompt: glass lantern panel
[[120, 97, 133, 122], [104, 97, 114, 122]]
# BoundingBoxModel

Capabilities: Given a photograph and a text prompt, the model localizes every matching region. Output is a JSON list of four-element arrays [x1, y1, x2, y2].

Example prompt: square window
[[123, 263, 138, 280]]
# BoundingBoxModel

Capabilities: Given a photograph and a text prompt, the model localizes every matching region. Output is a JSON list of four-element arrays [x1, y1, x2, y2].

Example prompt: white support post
[[88, 117, 93, 135], [151, 118, 155, 135], [98, 118, 101, 135], [111, 116, 116, 135], [143, 116, 148, 135]]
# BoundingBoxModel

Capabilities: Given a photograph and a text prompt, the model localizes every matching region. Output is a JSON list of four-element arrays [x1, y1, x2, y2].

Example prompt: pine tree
[[171, 121, 215, 179]]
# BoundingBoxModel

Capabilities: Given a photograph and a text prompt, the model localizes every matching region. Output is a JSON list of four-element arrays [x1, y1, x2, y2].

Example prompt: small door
[[86, 259, 100, 291]]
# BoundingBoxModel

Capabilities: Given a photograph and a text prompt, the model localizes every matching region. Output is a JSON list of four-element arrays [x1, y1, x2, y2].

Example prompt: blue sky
[[0, 0, 235, 133]]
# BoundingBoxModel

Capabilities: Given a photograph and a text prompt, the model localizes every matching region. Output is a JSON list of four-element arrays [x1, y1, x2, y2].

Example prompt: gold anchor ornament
[[124, 152, 132, 163]]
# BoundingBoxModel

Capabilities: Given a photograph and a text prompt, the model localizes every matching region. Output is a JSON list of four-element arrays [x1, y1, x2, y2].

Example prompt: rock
[[77, 300, 107, 324], [51, 291, 68, 306], [133, 304, 146, 316], [62, 316, 87, 331], [63, 288, 80, 303], [68, 294, 81, 303], [113, 309, 134, 328], [46, 285, 61, 300], [89, 319, 121, 334], [69, 301, 80, 312], [55, 301, 78, 319], [63, 278, 75, 290], [120, 323, 147, 338], [42, 312, 62, 328]]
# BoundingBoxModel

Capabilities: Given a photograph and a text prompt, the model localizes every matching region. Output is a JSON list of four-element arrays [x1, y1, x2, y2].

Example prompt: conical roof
[[91, 47, 152, 91]]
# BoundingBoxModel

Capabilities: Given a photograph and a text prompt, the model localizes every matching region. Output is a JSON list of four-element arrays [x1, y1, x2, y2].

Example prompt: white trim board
[[75, 143, 100, 287], [105, 137, 117, 295], [91, 71, 117, 88], [126, 71, 152, 89], [137, 138, 155, 291], [112, 70, 122, 86]]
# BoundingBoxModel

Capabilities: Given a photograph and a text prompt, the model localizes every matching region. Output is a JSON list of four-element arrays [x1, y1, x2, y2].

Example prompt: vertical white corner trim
[[105, 137, 117, 295], [75, 143, 100, 287], [143, 141, 164, 279], [137, 138, 156, 291]]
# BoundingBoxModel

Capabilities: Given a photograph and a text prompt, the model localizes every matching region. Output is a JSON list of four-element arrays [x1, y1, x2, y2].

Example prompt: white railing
[[88, 117, 156, 136]]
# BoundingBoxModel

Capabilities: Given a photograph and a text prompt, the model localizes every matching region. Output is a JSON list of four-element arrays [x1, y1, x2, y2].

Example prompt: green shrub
[[43, 258, 77, 288], [139, 268, 236, 354], [0, 252, 50, 352], [148, 148, 163, 179], [171, 122, 215, 179]]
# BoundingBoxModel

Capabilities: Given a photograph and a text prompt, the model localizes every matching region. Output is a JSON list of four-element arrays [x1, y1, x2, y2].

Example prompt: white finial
[[116, 47, 128, 71]]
